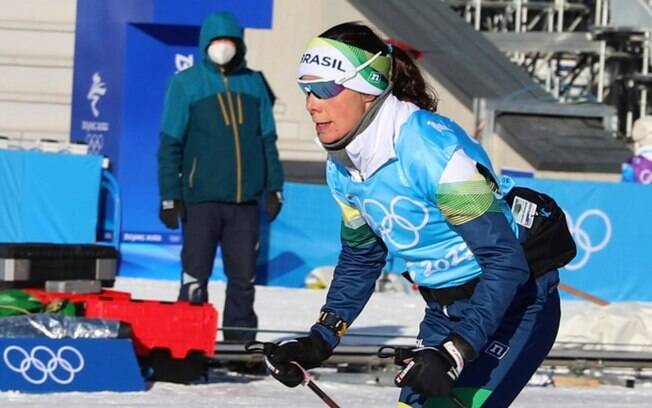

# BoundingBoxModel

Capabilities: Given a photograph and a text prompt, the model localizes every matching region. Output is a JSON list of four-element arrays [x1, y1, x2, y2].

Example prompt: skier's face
[[302, 75, 375, 144]]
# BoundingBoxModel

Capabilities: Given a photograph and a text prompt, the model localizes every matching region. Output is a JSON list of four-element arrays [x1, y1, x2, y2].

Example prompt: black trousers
[[179, 201, 259, 341]]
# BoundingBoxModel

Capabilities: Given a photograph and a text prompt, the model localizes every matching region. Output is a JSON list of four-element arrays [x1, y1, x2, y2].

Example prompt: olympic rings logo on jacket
[[356, 195, 429, 250]]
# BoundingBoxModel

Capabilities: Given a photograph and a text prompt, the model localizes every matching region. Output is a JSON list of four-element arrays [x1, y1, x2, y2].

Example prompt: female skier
[[266, 22, 561, 408]]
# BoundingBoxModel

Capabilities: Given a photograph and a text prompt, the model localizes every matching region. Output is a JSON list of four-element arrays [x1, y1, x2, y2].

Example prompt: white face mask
[[207, 41, 237, 65]]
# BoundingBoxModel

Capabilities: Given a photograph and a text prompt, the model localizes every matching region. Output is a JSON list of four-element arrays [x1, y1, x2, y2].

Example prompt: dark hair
[[319, 22, 438, 112]]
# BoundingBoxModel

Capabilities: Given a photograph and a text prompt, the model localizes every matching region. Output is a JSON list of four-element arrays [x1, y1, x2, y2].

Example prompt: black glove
[[394, 337, 469, 397], [159, 200, 185, 229], [265, 191, 283, 222], [265, 332, 332, 387]]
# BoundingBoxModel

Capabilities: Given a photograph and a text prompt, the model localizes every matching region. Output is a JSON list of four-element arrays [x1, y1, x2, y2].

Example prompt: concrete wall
[[0, 0, 76, 144]]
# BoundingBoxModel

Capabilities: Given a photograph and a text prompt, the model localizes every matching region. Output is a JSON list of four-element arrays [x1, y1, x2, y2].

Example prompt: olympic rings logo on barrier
[[357, 196, 429, 249], [3, 345, 85, 385], [564, 209, 612, 270]]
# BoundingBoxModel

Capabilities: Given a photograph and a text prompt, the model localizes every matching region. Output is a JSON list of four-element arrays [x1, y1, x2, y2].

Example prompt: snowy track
[[3, 278, 652, 407]]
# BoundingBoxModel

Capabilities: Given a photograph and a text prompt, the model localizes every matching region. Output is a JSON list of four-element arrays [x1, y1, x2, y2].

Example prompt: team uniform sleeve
[[311, 195, 387, 349], [435, 149, 530, 354], [157, 76, 190, 201]]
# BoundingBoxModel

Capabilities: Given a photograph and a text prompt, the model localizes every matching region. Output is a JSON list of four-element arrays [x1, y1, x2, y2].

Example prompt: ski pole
[[306, 380, 340, 408], [245, 341, 341, 408], [292, 361, 341, 408]]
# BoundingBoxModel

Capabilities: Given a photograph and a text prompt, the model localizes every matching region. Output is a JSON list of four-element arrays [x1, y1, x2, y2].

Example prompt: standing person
[[264, 22, 562, 407], [157, 11, 284, 343], [622, 117, 652, 184]]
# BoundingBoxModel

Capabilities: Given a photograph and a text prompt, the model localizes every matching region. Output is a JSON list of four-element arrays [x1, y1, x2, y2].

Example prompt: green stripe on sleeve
[[341, 221, 379, 247], [437, 180, 502, 226]]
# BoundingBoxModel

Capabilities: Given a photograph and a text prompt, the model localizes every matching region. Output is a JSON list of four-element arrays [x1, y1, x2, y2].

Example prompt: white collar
[[343, 95, 418, 180], [636, 145, 652, 160]]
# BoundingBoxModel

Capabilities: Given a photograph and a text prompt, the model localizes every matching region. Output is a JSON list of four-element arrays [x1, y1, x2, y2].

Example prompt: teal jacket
[[158, 12, 283, 203]]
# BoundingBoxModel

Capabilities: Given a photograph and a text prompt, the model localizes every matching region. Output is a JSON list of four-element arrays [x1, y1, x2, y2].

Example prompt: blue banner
[[120, 178, 652, 302], [0, 338, 144, 393], [512, 177, 649, 302]]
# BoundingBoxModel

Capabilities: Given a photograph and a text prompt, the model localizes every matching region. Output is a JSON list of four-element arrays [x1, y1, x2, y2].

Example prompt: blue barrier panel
[[0, 338, 144, 393], [512, 177, 651, 302], [0, 150, 102, 243]]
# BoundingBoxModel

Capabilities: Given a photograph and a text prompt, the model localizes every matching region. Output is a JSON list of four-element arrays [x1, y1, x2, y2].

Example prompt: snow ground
[[1, 379, 651, 408], [1, 277, 651, 407]]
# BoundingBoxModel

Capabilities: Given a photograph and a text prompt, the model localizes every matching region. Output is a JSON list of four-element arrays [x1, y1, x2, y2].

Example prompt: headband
[[297, 37, 391, 95]]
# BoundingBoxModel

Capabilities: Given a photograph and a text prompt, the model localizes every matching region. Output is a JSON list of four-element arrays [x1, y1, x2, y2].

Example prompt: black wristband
[[317, 310, 349, 337]]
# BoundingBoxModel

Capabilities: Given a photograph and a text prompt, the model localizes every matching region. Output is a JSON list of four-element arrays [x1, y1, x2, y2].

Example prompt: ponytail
[[389, 46, 438, 112], [319, 22, 438, 112]]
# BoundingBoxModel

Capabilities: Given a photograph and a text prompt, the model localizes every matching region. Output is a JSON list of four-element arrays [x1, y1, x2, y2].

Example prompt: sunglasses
[[297, 79, 346, 99], [297, 50, 383, 99]]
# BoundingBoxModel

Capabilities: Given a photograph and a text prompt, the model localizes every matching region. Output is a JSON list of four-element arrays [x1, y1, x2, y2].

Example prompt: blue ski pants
[[398, 270, 561, 408]]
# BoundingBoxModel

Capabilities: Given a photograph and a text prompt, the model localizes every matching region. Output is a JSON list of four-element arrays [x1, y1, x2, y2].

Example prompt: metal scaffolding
[[447, 0, 652, 139]]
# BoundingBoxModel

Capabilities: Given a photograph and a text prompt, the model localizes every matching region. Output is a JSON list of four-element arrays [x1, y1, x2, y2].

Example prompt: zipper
[[237, 92, 243, 125], [189, 158, 197, 189], [216, 94, 230, 126], [221, 67, 242, 203]]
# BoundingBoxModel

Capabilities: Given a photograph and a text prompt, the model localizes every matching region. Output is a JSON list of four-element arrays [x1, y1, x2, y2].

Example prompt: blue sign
[[0, 338, 144, 393]]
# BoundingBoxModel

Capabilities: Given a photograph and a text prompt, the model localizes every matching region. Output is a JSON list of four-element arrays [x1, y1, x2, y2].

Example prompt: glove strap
[[446, 333, 478, 361], [161, 200, 175, 210], [441, 341, 464, 380]]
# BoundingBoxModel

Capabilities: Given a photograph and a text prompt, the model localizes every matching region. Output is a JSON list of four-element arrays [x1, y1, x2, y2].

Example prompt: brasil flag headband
[[297, 37, 391, 96]]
